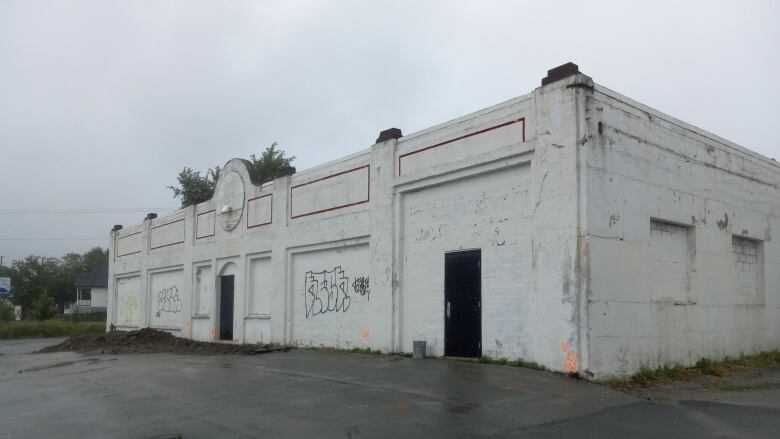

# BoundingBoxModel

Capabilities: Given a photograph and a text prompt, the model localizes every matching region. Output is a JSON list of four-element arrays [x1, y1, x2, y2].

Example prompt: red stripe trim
[[150, 240, 185, 250], [117, 230, 142, 240], [290, 165, 370, 219], [116, 231, 143, 257], [195, 210, 215, 239], [150, 217, 185, 230], [247, 193, 273, 229], [117, 250, 141, 257], [150, 217, 185, 250], [290, 164, 369, 190], [398, 117, 525, 176]]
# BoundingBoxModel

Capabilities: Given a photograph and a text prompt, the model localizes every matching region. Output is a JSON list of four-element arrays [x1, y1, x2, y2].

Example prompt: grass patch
[[0, 320, 105, 339], [65, 312, 108, 323], [479, 355, 547, 372], [602, 350, 780, 389]]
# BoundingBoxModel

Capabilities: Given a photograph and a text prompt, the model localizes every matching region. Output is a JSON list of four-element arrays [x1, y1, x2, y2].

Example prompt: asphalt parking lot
[[1, 338, 778, 438]]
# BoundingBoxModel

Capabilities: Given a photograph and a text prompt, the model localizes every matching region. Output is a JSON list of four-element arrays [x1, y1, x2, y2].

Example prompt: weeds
[[602, 350, 780, 389], [349, 347, 382, 355]]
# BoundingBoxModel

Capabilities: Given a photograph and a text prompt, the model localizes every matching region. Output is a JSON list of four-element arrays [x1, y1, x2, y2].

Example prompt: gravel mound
[[38, 328, 286, 355]]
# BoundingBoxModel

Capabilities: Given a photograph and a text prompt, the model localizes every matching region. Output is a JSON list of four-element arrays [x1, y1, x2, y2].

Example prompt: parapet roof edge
[[593, 84, 779, 170], [292, 147, 373, 179], [398, 92, 535, 145]]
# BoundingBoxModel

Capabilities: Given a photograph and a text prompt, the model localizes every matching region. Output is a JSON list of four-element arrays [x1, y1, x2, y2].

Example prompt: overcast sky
[[0, 0, 778, 262]]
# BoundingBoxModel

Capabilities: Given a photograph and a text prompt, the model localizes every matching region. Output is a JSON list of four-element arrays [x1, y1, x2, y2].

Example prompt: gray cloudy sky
[[1, 0, 778, 262]]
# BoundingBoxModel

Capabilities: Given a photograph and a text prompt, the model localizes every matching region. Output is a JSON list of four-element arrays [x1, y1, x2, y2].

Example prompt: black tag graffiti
[[304, 266, 351, 318], [352, 276, 370, 300]]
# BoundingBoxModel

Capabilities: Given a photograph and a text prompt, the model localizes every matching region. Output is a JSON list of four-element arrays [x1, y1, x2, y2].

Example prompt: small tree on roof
[[250, 142, 295, 184], [168, 143, 295, 208], [167, 166, 221, 208]]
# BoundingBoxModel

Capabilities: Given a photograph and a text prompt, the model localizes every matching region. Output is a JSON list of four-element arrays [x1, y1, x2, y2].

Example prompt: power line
[[0, 207, 177, 215]]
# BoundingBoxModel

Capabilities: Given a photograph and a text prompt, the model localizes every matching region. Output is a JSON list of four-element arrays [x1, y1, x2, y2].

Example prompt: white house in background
[[107, 63, 780, 378], [70, 263, 108, 313]]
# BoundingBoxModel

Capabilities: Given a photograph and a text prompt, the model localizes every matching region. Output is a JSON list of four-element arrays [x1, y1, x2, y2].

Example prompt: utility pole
[[0, 256, 4, 268]]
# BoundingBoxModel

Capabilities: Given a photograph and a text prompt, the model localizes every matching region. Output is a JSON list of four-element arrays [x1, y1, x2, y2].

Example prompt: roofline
[[593, 84, 779, 170]]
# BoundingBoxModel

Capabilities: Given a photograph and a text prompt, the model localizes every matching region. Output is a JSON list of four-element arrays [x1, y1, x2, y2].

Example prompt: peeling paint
[[717, 213, 729, 231]]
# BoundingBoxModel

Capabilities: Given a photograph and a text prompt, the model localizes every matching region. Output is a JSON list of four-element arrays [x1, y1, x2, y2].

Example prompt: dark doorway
[[444, 249, 481, 357], [219, 275, 235, 340]]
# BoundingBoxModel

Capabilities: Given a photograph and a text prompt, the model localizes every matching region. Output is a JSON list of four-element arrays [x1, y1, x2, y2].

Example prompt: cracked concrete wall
[[580, 84, 780, 378]]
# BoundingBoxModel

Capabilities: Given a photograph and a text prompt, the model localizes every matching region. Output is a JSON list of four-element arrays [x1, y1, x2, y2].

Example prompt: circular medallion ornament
[[215, 171, 244, 231]]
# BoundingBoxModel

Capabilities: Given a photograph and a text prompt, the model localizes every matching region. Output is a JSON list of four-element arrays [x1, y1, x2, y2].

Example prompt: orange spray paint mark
[[362, 329, 370, 341], [561, 340, 577, 373], [210, 328, 216, 338]]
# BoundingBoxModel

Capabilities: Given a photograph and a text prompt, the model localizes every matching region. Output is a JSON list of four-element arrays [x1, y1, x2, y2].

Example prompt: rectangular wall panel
[[399, 118, 525, 177], [115, 275, 141, 326], [733, 236, 763, 304], [149, 269, 184, 328], [248, 257, 272, 314], [150, 219, 185, 250], [116, 231, 142, 257], [194, 265, 212, 315], [247, 194, 272, 228], [290, 165, 369, 218], [196, 210, 215, 239], [291, 243, 371, 347], [400, 165, 531, 358], [650, 220, 690, 302]]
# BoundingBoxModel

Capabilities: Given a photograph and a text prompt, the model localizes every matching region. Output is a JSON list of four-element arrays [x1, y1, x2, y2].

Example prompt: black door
[[444, 250, 481, 357], [219, 275, 234, 340]]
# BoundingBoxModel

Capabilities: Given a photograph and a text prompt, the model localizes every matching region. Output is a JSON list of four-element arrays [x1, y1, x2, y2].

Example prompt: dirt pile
[[38, 328, 288, 355]]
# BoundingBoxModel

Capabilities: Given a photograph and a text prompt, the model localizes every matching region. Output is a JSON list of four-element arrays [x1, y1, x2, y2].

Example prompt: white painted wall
[[580, 84, 780, 378], [400, 166, 532, 357], [290, 241, 372, 348], [115, 275, 141, 327], [107, 70, 779, 377]]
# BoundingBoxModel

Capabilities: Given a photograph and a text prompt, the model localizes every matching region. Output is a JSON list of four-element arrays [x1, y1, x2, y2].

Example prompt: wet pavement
[[1, 338, 778, 438]]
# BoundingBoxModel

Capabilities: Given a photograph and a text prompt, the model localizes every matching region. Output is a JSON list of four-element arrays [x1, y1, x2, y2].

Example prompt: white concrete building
[[107, 63, 779, 378]]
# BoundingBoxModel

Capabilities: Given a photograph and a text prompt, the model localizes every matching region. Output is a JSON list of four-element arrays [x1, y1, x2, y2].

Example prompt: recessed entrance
[[219, 275, 235, 340], [444, 249, 481, 357]]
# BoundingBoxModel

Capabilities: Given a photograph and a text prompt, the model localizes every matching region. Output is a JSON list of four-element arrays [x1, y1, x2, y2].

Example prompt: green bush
[[31, 293, 57, 321], [0, 301, 14, 322]]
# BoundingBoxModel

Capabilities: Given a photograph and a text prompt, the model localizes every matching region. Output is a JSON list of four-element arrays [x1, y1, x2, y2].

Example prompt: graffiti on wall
[[352, 276, 370, 300], [156, 285, 182, 318], [304, 266, 351, 318], [121, 295, 138, 325]]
